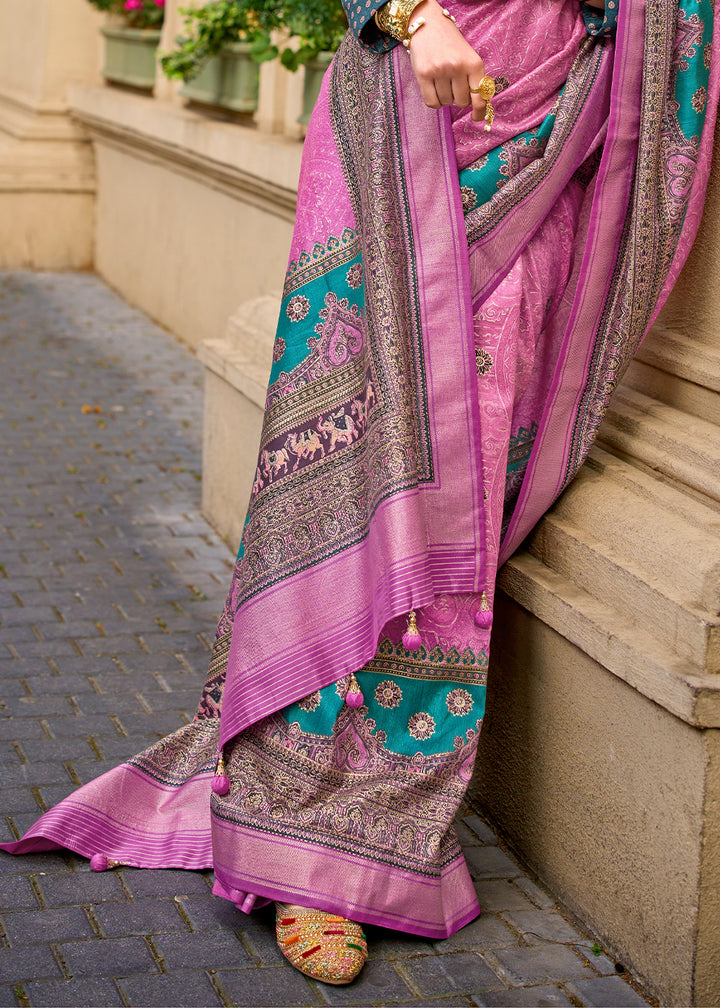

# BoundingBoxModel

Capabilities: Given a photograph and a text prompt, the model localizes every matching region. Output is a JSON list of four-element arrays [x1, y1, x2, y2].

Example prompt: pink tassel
[[90, 854, 119, 872], [345, 673, 364, 708], [474, 591, 493, 629], [212, 750, 231, 796], [240, 893, 257, 913], [402, 610, 422, 651]]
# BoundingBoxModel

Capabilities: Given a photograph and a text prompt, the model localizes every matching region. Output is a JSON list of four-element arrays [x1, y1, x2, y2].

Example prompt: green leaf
[[250, 39, 278, 62]]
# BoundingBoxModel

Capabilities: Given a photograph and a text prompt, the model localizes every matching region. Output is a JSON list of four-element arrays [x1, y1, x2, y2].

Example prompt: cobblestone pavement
[[0, 272, 652, 1008]]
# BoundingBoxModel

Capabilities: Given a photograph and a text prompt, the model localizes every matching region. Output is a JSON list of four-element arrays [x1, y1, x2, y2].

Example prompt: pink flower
[[123, 0, 143, 9], [154, 0, 165, 6]]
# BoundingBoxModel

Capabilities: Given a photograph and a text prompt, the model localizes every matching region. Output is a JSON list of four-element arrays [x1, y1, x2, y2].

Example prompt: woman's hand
[[404, 0, 490, 123]]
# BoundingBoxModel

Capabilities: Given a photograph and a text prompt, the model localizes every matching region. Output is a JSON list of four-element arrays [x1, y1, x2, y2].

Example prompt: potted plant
[[160, 0, 346, 120], [255, 0, 347, 124], [88, 0, 166, 91], [160, 1, 267, 113]]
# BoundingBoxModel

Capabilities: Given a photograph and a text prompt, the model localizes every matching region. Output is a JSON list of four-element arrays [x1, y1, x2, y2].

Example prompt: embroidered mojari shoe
[[275, 902, 368, 984]]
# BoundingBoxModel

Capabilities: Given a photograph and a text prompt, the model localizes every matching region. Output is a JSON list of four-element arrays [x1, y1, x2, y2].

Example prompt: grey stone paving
[[0, 271, 651, 1007]]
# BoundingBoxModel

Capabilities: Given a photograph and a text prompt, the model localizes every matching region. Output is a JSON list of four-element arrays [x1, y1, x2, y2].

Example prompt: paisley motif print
[[566, 0, 713, 478], [212, 707, 480, 879]]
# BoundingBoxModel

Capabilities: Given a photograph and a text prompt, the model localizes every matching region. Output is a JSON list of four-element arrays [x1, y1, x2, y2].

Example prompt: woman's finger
[[452, 75, 471, 107], [434, 78, 455, 106], [416, 74, 442, 109], [470, 93, 488, 122]]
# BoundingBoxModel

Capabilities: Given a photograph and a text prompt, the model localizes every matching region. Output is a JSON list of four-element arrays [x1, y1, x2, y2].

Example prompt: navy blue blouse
[[342, 0, 397, 50]]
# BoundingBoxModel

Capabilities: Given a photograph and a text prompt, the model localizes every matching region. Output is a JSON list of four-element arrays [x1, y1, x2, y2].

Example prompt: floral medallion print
[[460, 185, 478, 213], [408, 711, 436, 741], [375, 679, 402, 709], [692, 86, 707, 113], [446, 688, 474, 716], [346, 262, 363, 289], [298, 690, 322, 712], [286, 294, 310, 322], [272, 337, 286, 363], [475, 347, 493, 375]]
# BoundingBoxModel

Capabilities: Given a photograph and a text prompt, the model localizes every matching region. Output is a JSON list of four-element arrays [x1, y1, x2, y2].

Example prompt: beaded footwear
[[275, 902, 368, 984]]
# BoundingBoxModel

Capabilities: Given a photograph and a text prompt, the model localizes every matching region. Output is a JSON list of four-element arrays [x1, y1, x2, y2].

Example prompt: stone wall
[[70, 85, 300, 349], [0, 0, 306, 343], [0, 0, 100, 268]]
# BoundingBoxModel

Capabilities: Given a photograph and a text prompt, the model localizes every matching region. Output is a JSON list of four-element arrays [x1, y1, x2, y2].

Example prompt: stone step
[[525, 447, 720, 673], [497, 550, 720, 727], [528, 510, 719, 673], [624, 324, 720, 426], [598, 385, 720, 505]]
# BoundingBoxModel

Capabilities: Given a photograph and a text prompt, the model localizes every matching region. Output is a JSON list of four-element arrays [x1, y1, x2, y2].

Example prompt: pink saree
[[3, 0, 717, 939]]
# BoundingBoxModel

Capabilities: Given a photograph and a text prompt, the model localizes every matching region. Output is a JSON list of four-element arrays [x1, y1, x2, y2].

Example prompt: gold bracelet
[[402, 15, 427, 47], [374, 0, 424, 42]]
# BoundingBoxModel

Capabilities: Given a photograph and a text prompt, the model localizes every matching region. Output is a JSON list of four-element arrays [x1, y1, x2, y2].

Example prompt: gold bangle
[[374, 0, 424, 42], [401, 15, 427, 47]]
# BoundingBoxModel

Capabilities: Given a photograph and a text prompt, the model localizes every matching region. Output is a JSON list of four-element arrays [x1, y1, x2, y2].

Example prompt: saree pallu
[[2, 0, 717, 939]]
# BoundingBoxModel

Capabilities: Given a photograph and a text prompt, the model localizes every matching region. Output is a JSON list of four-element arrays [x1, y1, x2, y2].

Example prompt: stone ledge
[[625, 356, 720, 428], [529, 510, 717, 671], [69, 85, 302, 221], [637, 323, 720, 392], [0, 90, 95, 265], [199, 341, 270, 412], [199, 296, 278, 548], [198, 294, 279, 410], [499, 549, 720, 728], [543, 448, 720, 613], [0, 92, 89, 141], [0, 92, 95, 195]]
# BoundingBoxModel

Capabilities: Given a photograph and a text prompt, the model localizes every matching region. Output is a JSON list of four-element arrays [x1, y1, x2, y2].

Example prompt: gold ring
[[469, 75, 496, 100]]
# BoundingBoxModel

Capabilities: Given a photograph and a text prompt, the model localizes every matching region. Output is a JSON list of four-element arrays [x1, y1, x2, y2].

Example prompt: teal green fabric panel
[[341, 0, 396, 51], [284, 667, 485, 757], [459, 107, 558, 213], [270, 249, 365, 385], [674, 0, 713, 141]]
